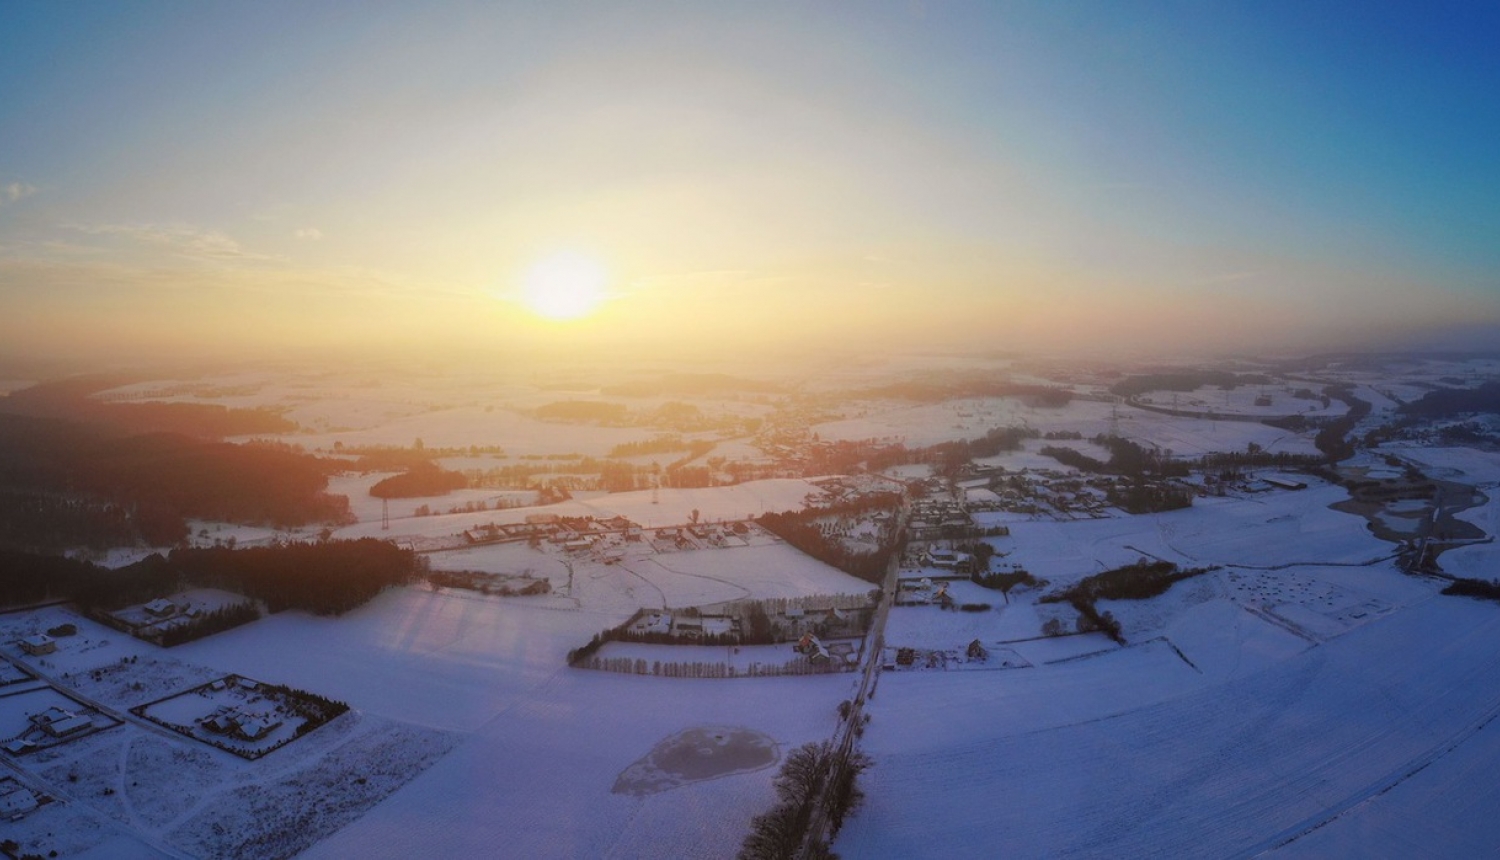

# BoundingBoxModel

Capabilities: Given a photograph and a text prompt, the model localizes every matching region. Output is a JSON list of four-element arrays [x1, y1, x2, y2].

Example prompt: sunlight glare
[[521, 253, 609, 321]]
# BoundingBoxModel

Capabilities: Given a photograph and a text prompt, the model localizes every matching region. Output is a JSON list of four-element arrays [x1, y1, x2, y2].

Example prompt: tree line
[[757, 508, 899, 586], [0, 539, 420, 617], [738, 741, 870, 860], [1039, 559, 1218, 643], [1313, 386, 1372, 462], [810, 426, 1038, 478], [369, 462, 468, 498], [0, 375, 296, 438], [0, 411, 351, 549]]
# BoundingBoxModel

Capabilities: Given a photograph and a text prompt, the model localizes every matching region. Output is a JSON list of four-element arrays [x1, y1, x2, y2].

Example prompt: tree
[[774, 742, 827, 807], [738, 803, 803, 860], [827, 749, 872, 836]]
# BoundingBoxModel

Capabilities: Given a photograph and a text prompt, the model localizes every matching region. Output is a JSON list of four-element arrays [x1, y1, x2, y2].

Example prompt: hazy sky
[[2, 1, 1497, 367]]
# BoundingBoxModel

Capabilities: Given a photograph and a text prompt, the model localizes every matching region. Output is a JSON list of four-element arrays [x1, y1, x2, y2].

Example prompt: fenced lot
[[0, 686, 118, 755], [132, 675, 347, 760]]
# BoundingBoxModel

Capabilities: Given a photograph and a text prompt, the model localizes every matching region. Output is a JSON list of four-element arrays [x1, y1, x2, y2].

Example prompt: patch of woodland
[[0, 412, 349, 550], [0, 538, 420, 618]]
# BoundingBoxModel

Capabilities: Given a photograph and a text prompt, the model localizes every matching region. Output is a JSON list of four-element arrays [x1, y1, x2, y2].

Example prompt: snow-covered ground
[[169, 587, 858, 859], [11, 358, 1500, 857], [813, 396, 1320, 457], [299, 669, 853, 860], [838, 595, 1500, 858], [1132, 383, 1348, 419], [333, 478, 831, 542], [0, 581, 859, 859], [987, 486, 1393, 589]]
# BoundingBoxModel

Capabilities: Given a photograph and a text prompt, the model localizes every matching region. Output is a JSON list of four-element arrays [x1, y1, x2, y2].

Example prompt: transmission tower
[[382, 498, 390, 530]]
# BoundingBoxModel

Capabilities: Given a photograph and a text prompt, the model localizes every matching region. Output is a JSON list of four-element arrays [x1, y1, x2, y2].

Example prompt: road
[[799, 502, 905, 857], [0, 648, 198, 860]]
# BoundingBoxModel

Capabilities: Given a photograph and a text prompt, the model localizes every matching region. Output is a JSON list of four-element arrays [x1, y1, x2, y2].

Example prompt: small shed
[[19, 634, 55, 656]]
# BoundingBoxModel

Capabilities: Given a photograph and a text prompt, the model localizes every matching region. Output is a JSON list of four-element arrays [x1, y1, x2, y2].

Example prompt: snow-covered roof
[[45, 714, 92, 736], [0, 787, 38, 817]]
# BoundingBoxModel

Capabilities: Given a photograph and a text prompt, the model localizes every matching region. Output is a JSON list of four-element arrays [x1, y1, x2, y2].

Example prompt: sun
[[520, 252, 609, 321]]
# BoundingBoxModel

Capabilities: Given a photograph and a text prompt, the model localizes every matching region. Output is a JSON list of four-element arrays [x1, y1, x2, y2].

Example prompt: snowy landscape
[[0, 351, 1496, 859], [6, 2, 1500, 856]]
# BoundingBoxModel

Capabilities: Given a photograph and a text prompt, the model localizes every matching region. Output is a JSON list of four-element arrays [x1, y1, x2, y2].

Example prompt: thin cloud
[[66, 221, 282, 263], [294, 227, 323, 240], [2, 182, 37, 205], [1195, 271, 1258, 287]]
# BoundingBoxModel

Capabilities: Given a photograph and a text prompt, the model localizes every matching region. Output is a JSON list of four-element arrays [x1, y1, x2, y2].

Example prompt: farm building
[[29, 707, 91, 738], [144, 598, 178, 617], [18, 634, 54, 656], [201, 706, 284, 741]]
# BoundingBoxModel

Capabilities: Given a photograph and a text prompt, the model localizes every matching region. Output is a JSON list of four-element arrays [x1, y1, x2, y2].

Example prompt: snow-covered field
[[839, 595, 1500, 858], [333, 478, 831, 542], [10, 358, 1500, 857], [0, 583, 858, 859], [1132, 384, 1349, 419], [988, 486, 1393, 588], [813, 396, 1320, 458], [299, 669, 852, 860]]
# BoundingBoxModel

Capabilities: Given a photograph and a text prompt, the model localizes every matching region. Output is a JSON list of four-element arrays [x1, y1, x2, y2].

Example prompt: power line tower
[[1109, 400, 1121, 439], [381, 498, 390, 531], [651, 462, 661, 505]]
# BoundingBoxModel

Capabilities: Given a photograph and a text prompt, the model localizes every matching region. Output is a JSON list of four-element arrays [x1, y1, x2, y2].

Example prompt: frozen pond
[[613, 726, 779, 796]]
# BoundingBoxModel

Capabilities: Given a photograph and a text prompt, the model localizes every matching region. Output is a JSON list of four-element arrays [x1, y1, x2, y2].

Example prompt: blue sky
[[1, 1, 1497, 364]]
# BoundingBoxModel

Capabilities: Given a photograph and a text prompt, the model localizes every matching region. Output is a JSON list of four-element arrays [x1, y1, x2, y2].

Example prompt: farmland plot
[[837, 598, 1500, 858]]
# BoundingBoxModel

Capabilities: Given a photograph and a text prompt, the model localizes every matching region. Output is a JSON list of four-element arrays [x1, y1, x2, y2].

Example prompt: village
[[0, 352, 1495, 858]]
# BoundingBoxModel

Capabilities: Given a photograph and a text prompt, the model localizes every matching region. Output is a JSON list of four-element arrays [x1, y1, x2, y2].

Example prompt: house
[[0, 784, 39, 820], [632, 613, 672, 635], [2, 739, 35, 756], [934, 584, 955, 609], [18, 634, 54, 656], [202, 707, 282, 741], [30, 707, 91, 738], [201, 709, 238, 734], [234, 714, 282, 741], [47, 714, 92, 737], [144, 598, 177, 617], [794, 633, 830, 663], [926, 549, 972, 570], [701, 615, 737, 638]]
